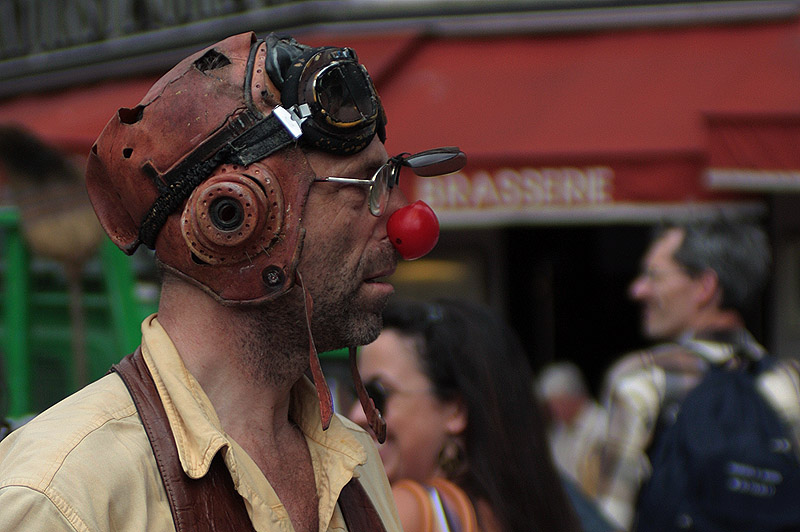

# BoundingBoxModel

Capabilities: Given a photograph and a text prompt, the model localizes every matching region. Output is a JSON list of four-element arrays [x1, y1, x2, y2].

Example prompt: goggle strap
[[227, 109, 299, 166], [138, 109, 299, 248]]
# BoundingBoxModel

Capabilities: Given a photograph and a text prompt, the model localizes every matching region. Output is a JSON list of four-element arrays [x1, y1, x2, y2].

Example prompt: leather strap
[[338, 478, 390, 532], [111, 348, 387, 532], [113, 348, 256, 532]]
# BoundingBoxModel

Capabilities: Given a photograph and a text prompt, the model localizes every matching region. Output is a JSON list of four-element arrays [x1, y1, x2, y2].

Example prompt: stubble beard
[[232, 241, 396, 386], [310, 283, 387, 352], [234, 302, 310, 387], [308, 270, 389, 353], [307, 242, 397, 352]]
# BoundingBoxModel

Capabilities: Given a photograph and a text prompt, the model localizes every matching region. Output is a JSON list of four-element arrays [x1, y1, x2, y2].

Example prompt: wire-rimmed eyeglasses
[[314, 146, 466, 216]]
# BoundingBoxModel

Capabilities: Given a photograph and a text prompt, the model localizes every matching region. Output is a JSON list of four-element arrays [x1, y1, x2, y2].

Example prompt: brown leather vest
[[112, 349, 387, 532]]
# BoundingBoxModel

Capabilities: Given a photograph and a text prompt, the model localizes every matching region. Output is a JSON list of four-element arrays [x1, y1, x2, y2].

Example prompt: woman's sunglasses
[[362, 379, 433, 415]]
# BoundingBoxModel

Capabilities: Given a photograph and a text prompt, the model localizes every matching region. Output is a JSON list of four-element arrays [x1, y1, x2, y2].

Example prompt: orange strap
[[394, 478, 480, 532], [429, 478, 480, 532], [394, 479, 437, 532]]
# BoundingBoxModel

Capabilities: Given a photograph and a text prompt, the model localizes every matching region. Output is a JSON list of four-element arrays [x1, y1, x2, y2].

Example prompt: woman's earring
[[438, 437, 467, 479]]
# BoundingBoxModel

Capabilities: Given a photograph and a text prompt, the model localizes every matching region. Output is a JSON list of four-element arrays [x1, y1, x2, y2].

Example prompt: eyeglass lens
[[369, 163, 398, 216]]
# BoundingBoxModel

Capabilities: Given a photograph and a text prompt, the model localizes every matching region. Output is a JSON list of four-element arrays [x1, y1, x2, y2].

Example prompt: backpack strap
[[112, 348, 387, 532]]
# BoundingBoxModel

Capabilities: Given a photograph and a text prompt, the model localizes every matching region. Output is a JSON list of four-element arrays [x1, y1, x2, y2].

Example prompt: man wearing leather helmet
[[0, 32, 466, 532]]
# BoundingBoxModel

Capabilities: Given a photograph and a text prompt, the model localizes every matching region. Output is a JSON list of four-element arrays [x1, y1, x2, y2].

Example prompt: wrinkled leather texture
[[86, 32, 311, 304]]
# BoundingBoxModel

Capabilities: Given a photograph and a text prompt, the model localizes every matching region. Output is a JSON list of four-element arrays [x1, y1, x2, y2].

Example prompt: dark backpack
[[635, 357, 800, 532]]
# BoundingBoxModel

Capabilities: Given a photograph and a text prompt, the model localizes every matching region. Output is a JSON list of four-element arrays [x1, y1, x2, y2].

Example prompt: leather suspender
[[113, 349, 255, 532], [111, 348, 387, 532]]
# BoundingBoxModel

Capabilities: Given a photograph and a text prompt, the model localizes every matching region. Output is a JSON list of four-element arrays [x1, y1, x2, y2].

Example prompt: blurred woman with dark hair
[[348, 298, 592, 532]]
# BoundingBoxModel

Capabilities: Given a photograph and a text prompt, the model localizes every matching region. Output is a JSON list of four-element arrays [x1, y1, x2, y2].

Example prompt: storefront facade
[[2, 0, 800, 393]]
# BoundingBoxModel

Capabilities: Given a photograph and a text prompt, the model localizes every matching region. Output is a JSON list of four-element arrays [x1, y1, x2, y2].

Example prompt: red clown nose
[[387, 200, 440, 260]]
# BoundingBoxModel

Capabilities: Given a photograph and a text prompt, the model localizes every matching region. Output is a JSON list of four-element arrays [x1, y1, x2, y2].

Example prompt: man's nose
[[629, 275, 649, 301]]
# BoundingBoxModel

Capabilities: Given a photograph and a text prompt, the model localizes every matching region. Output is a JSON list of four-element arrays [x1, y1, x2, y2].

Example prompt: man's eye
[[340, 184, 369, 204]]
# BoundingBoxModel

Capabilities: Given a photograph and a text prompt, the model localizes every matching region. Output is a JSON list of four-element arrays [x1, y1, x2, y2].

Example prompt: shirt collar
[[678, 327, 766, 364], [138, 315, 368, 483]]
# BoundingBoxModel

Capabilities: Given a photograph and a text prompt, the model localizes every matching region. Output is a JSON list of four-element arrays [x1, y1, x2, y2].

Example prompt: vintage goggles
[[266, 35, 386, 154], [315, 146, 466, 216]]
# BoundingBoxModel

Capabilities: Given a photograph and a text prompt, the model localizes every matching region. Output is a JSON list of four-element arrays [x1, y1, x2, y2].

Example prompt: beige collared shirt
[[0, 315, 401, 532]]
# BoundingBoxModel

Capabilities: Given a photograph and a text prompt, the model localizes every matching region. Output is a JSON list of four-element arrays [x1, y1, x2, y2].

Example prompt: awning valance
[[705, 114, 800, 191], [5, 20, 800, 224]]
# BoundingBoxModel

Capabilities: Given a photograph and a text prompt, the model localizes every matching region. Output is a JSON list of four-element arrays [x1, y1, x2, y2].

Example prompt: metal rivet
[[262, 266, 284, 287]]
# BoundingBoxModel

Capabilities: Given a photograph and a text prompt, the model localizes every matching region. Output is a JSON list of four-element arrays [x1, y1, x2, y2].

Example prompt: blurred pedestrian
[[595, 217, 800, 530], [349, 298, 588, 532], [537, 361, 608, 497]]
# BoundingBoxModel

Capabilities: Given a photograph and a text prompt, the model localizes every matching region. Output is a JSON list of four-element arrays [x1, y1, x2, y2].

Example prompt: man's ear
[[696, 268, 721, 307], [444, 397, 468, 436]]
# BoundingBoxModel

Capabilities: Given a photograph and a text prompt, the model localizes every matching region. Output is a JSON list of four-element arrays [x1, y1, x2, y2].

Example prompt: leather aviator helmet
[[86, 31, 390, 305], [87, 31, 465, 306]]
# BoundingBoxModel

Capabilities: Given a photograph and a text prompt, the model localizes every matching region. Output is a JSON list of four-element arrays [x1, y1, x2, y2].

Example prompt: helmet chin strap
[[349, 346, 387, 443], [294, 270, 387, 442], [295, 271, 333, 430]]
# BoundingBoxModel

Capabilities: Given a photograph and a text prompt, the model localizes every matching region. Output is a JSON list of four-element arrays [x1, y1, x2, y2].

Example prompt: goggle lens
[[315, 62, 378, 126]]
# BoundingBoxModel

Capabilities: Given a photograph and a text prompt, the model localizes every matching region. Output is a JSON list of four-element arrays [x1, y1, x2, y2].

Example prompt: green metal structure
[[0, 206, 158, 418]]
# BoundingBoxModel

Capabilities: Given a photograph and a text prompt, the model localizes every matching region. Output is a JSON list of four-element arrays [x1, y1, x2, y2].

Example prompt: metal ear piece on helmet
[[180, 163, 284, 265]]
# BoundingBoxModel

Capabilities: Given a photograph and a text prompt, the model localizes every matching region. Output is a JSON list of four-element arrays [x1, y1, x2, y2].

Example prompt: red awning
[[370, 19, 800, 224], [4, 20, 800, 224], [0, 77, 160, 155], [705, 113, 800, 191]]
